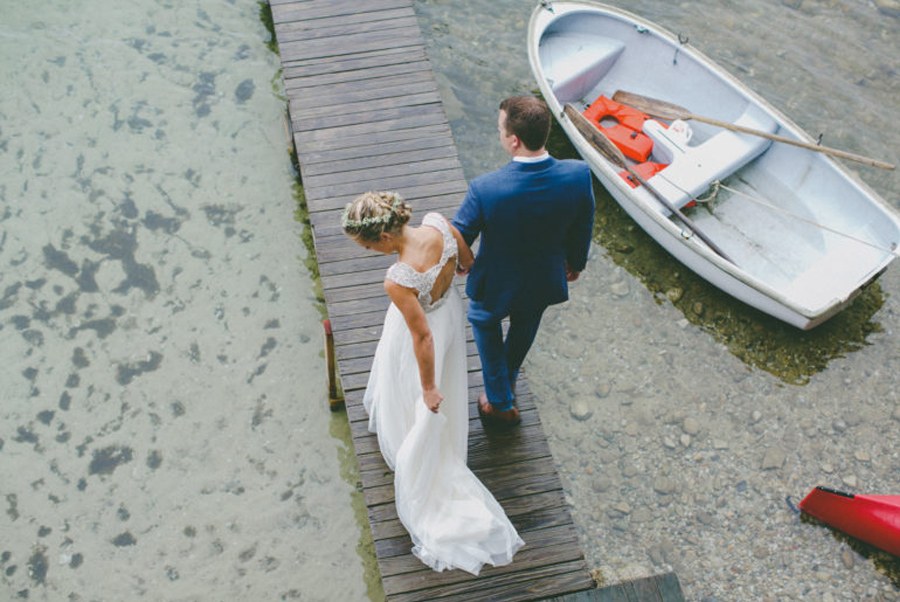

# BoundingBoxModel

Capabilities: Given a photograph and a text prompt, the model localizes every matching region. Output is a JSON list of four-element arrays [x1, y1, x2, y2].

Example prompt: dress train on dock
[[364, 287, 524, 575]]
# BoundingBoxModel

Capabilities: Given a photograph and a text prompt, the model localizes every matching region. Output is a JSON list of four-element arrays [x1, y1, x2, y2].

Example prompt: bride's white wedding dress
[[363, 212, 524, 575]]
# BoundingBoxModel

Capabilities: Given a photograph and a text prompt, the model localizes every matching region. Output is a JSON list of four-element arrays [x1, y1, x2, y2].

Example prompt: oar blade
[[612, 90, 690, 121]]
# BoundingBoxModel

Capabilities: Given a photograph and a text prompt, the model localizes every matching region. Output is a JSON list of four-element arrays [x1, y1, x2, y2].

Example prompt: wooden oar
[[612, 90, 895, 171], [562, 103, 735, 265]]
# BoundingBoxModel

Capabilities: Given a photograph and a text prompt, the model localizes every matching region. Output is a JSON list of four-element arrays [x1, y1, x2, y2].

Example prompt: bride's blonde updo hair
[[341, 191, 412, 242]]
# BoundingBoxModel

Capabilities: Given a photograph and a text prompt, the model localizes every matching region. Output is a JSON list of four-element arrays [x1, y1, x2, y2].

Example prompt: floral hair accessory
[[341, 192, 404, 230]]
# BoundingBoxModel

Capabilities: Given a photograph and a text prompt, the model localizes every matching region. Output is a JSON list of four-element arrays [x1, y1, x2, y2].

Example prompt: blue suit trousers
[[469, 300, 546, 412]]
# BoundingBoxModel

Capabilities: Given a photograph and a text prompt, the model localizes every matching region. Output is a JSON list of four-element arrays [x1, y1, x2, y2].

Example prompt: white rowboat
[[528, 1, 900, 329]]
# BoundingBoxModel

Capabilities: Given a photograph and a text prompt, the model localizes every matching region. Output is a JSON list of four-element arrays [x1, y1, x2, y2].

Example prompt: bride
[[341, 190, 524, 575]]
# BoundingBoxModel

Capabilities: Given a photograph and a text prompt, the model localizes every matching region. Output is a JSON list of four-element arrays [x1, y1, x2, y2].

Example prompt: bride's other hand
[[423, 387, 443, 413]]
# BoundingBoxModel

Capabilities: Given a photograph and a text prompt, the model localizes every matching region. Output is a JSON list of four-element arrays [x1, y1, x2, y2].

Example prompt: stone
[[761, 447, 786, 470], [611, 280, 630, 297], [841, 548, 855, 569], [666, 287, 683, 303], [591, 477, 612, 493], [682, 417, 701, 435], [653, 477, 678, 495], [594, 381, 612, 398], [842, 474, 858, 488], [854, 450, 871, 463], [570, 400, 593, 421]]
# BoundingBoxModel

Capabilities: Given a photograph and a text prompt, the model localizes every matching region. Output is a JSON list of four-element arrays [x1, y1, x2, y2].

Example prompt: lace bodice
[[386, 213, 458, 311]]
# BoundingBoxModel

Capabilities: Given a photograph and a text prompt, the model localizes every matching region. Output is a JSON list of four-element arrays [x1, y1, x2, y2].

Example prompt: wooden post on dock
[[323, 318, 344, 410]]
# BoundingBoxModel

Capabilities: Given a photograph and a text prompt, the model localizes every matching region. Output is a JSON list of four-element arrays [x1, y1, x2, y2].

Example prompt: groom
[[453, 95, 595, 426]]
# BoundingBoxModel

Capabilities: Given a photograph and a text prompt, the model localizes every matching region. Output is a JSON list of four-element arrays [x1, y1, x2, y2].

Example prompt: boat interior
[[536, 8, 900, 310]]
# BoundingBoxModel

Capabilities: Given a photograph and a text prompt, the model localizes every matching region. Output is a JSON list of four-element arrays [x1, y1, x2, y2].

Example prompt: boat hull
[[528, 1, 900, 329], [799, 486, 900, 557]]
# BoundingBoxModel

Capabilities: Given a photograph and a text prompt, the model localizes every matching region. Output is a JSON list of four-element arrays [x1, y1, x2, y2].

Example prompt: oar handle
[[612, 89, 895, 171], [562, 104, 735, 265], [692, 115, 896, 171]]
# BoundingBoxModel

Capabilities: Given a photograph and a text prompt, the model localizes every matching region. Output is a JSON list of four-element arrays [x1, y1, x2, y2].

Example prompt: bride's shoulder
[[422, 212, 450, 232]]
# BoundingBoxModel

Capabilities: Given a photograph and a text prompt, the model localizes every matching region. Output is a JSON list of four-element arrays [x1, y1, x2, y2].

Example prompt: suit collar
[[505, 155, 555, 171]]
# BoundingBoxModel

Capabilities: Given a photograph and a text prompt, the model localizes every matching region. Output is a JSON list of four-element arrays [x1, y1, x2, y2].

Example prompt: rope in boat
[[655, 174, 900, 257]]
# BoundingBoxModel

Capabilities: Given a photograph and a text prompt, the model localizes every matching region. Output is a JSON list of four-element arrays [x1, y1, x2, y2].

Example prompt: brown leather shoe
[[477, 393, 521, 427]]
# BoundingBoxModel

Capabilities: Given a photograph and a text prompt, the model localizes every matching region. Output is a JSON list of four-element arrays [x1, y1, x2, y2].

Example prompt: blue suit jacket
[[452, 156, 595, 320]]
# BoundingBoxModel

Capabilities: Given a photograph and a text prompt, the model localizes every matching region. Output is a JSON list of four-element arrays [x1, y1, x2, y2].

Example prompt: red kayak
[[798, 486, 900, 557]]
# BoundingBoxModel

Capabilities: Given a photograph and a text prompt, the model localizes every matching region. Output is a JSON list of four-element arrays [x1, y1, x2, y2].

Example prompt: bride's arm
[[384, 280, 443, 413], [445, 216, 475, 275]]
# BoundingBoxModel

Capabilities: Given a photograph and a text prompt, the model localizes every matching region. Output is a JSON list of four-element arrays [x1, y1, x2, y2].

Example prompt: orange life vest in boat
[[618, 161, 667, 188], [582, 95, 654, 162]]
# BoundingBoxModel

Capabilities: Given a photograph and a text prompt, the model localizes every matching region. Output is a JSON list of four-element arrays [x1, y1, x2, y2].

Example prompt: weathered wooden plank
[[305, 170, 467, 208], [279, 26, 423, 63], [388, 561, 591, 602], [275, 11, 418, 43], [323, 280, 385, 304], [317, 265, 388, 291], [293, 109, 447, 145], [303, 143, 457, 181], [304, 155, 461, 191], [299, 126, 451, 166], [271, 0, 412, 25], [292, 73, 438, 114], [275, 6, 414, 32], [396, 567, 594, 602], [291, 89, 443, 126], [318, 252, 393, 277], [379, 524, 584, 587], [293, 100, 445, 133], [284, 53, 431, 87]]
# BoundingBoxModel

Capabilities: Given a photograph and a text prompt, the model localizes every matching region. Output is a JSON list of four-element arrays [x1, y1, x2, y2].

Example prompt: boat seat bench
[[645, 105, 778, 210], [545, 35, 625, 102]]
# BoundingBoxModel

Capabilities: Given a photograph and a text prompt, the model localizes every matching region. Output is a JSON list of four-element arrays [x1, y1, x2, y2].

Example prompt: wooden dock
[[268, 1, 684, 600]]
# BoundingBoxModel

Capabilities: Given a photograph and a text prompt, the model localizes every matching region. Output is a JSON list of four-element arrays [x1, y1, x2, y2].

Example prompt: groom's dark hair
[[499, 96, 551, 151]]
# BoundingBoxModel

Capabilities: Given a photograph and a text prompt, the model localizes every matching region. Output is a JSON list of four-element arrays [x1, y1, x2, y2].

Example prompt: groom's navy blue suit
[[453, 156, 595, 411]]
